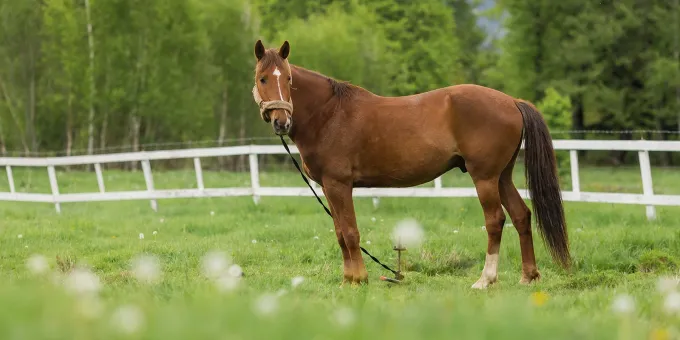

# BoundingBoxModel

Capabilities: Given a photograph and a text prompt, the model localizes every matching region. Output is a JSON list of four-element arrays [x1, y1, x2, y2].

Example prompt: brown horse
[[251, 40, 571, 289]]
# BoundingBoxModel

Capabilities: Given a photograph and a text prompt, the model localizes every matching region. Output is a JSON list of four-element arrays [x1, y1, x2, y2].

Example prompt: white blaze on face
[[273, 67, 284, 101]]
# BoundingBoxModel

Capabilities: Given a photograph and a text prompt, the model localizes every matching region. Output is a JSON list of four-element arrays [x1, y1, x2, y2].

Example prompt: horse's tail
[[515, 99, 571, 270]]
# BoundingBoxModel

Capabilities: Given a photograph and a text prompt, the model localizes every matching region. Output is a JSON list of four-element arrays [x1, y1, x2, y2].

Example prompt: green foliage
[[537, 87, 572, 178], [272, 3, 398, 95]]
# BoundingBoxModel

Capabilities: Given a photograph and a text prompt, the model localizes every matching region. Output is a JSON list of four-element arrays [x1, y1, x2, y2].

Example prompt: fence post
[[194, 158, 204, 191], [6, 166, 15, 194], [47, 165, 61, 214], [434, 176, 442, 189], [141, 159, 158, 212], [249, 153, 260, 204], [372, 197, 380, 209], [637, 150, 656, 220], [569, 150, 580, 194], [94, 163, 105, 193]]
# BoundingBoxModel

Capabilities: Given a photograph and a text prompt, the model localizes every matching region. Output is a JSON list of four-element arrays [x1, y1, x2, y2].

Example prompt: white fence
[[1, 139, 680, 220]]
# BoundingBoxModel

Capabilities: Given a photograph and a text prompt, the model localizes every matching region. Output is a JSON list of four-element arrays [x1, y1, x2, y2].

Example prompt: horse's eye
[[260, 77, 266, 84]]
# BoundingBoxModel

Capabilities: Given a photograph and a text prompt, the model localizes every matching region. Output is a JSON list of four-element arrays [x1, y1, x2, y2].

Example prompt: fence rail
[[2, 139, 680, 220]]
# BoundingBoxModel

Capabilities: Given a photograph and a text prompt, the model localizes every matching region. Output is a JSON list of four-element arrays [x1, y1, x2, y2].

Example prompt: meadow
[[0, 163, 679, 339]]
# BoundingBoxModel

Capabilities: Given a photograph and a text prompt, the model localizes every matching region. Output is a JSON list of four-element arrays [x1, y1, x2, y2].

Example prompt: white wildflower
[[159, 218, 165, 223], [227, 264, 243, 278], [254, 293, 278, 316], [453, 230, 459, 234], [210, 211, 215, 216], [251, 239, 257, 244], [392, 218, 425, 249], [215, 274, 240, 292], [17, 234, 23, 239], [664, 292, 680, 315], [291, 276, 304, 288], [130, 254, 162, 285], [111, 305, 144, 334], [313, 236, 319, 240], [138, 233, 144, 240], [64, 267, 101, 296], [366, 240, 371, 245], [26, 254, 49, 275], [201, 251, 231, 279], [152, 231, 157, 236], [371, 217, 376, 222], [332, 307, 355, 327], [657, 276, 679, 294], [611, 294, 635, 315]]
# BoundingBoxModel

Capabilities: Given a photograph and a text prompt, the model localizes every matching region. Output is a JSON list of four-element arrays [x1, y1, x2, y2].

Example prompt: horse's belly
[[353, 152, 463, 188]]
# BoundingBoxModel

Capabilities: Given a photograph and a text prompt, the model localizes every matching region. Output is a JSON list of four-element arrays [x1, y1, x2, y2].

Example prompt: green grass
[[1, 165, 680, 339]]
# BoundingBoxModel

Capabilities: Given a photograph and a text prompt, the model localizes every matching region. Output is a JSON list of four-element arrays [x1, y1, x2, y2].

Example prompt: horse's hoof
[[471, 277, 496, 289], [519, 270, 541, 285]]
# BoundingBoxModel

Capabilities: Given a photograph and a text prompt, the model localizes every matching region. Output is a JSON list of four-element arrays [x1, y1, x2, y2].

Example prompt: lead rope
[[279, 136, 401, 278]]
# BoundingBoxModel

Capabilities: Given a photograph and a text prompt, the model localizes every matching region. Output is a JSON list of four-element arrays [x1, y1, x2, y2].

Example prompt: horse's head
[[253, 40, 293, 136]]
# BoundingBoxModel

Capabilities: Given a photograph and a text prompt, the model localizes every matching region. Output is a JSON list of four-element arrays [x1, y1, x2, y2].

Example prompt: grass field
[[1, 164, 680, 339]]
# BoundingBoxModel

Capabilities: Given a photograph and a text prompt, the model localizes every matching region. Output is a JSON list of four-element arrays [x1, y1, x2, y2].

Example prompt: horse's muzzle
[[272, 114, 292, 135]]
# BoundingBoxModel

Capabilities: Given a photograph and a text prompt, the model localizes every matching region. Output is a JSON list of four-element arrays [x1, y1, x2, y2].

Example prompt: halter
[[252, 85, 294, 122]]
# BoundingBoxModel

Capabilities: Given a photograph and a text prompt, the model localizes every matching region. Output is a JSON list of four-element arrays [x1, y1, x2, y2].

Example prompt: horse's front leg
[[322, 178, 368, 285]]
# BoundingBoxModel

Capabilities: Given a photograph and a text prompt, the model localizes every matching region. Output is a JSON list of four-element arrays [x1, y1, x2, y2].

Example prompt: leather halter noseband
[[252, 85, 293, 122]]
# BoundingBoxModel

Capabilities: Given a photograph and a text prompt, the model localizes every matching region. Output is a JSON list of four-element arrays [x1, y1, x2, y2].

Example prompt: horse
[[251, 40, 571, 289]]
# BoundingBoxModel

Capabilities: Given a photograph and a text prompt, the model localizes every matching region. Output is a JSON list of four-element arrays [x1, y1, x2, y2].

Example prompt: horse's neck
[[288, 67, 336, 146]]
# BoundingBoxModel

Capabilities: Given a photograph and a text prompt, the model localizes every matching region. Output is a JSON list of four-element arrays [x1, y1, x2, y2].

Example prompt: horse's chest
[[300, 156, 322, 185]]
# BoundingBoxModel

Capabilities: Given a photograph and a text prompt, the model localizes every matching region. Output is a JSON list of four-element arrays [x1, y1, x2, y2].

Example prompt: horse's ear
[[255, 40, 265, 60], [278, 40, 290, 59]]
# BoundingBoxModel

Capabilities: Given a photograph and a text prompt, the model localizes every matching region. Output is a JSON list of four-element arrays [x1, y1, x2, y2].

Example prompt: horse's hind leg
[[470, 175, 506, 289], [499, 165, 541, 284]]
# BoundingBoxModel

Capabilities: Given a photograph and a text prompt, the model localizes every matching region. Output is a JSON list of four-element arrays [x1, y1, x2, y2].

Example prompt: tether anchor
[[380, 245, 406, 284]]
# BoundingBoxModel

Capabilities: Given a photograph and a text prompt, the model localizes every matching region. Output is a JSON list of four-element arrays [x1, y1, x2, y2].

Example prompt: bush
[[537, 87, 572, 181]]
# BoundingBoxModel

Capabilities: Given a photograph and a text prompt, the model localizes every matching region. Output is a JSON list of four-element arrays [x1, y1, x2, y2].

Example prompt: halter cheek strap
[[252, 85, 294, 122]]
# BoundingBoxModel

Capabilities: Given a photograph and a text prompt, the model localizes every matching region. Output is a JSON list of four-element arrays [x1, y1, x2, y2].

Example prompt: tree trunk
[[85, 0, 97, 162], [238, 112, 246, 172], [0, 76, 29, 154], [27, 39, 38, 154], [65, 92, 73, 171], [218, 85, 228, 169]]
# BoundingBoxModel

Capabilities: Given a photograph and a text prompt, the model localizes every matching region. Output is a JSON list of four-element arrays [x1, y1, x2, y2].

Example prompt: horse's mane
[[292, 65, 357, 101], [257, 49, 358, 101]]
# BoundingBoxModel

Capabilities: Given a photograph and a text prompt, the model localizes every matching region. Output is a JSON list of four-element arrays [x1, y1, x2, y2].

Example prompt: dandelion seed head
[[130, 254, 162, 284], [611, 294, 635, 315], [201, 251, 232, 279], [254, 293, 278, 316], [63, 267, 101, 296], [152, 231, 157, 236], [17, 234, 23, 239], [251, 239, 257, 244], [227, 264, 243, 278], [215, 274, 240, 292], [26, 254, 49, 275], [392, 218, 424, 249], [138, 233, 144, 240], [657, 276, 679, 294], [332, 307, 355, 327], [291, 276, 304, 288], [111, 305, 144, 334], [663, 292, 680, 315]]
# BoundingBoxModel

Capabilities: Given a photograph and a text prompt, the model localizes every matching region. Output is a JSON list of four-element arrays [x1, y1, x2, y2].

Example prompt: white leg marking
[[471, 253, 499, 289], [273, 67, 284, 101]]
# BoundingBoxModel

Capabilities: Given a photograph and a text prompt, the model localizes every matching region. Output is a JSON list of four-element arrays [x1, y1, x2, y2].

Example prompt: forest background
[[1, 0, 678, 168]]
